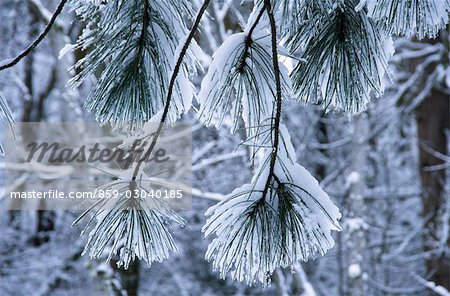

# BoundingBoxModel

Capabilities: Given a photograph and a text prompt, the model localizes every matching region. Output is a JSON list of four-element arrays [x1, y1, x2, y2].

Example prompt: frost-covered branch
[[131, 0, 211, 181], [73, 0, 212, 270], [70, 0, 196, 131], [412, 274, 450, 296], [362, 0, 450, 39], [202, 1, 341, 286], [289, 0, 393, 114]]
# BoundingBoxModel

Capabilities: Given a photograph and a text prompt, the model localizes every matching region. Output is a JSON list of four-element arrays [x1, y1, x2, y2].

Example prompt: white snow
[[347, 172, 361, 185], [202, 123, 342, 285], [355, 0, 368, 12], [58, 43, 76, 60], [348, 264, 362, 279]]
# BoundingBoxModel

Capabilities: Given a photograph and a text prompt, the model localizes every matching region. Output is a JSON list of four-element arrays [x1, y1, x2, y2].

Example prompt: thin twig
[[261, 0, 283, 199], [131, 0, 211, 181], [237, 3, 266, 72], [136, 0, 150, 64], [0, 0, 67, 71]]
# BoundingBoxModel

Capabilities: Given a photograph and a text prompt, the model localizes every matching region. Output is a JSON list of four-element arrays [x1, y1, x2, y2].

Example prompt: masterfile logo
[[2, 122, 192, 210]]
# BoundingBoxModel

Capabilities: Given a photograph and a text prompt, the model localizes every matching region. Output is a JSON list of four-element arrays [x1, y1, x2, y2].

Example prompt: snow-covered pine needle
[[202, 125, 341, 286], [68, 0, 196, 132], [272, 0, 332, 51], [290, 0, 394, 114], [73, 175, 185, 269], [364, 0, 450, 39], [0, 91, 14, 155], [198, 25, 290, 138]]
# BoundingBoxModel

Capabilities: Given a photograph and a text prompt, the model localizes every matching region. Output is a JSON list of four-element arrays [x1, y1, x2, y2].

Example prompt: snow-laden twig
[[412, 274, 450, 296], [73, 0, 212, 271], [419, 141, 450, 162], [192, 142, 217, 163]]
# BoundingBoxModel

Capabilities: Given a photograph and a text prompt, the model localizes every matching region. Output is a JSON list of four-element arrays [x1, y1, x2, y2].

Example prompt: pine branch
[[261, 0, 283, 200], [364, 0, 450, 39], [203, 130, 341, 285], [73, 0, 212, 271], [70, 0, 195, 131], [202, 2, 341, 286], [0, 0, 67, 71], [73, 176, 185, 269], [131, 0, 211, 181], [290, 0, 393, 114], [198, 2, 291, 139]]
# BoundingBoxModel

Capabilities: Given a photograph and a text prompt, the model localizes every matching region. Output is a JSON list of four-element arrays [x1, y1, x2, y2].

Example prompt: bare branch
[[0, 0, 67, 72]]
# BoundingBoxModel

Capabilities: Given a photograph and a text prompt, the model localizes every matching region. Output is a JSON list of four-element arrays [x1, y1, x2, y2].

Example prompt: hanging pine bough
[[198, 26, 291, 138], [71, 0, 211, 270], [203, 125, 341, 285], [68, 0, 209, 270], [0, 91, 14, 155], [361, 0, 450, 39], [290, 0, 394, 114], [72, 174, 185, 269], [201, 1, 341, 285], [68, 0, 197, 132]]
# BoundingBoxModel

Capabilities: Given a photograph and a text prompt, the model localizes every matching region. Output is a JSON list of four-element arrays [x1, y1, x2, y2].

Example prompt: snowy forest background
[[0, 0, 449, 295]]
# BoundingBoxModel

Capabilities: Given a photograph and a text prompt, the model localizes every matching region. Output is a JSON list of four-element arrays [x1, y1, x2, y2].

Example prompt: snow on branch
[[73, 175, 185, 269], [290, 0, 394, 114], [202, 124, 341, 286], [413, 274, 450, 296], [363, 0, 450, 39], [198, 8, 291, 138], [72, 0, 211, 271], [68, 0, 197, 132]]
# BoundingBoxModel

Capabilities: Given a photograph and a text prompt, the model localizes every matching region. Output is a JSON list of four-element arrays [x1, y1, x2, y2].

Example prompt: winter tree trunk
[[346, 113, 369, 296], [25, 2, 57, 246], [416, 58, 450, 290], [110, 259, 140, 296]]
